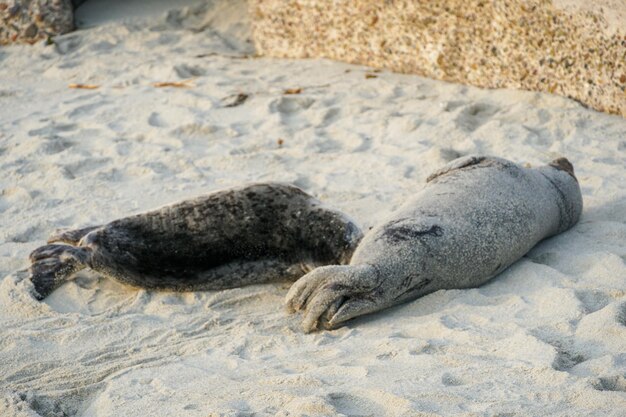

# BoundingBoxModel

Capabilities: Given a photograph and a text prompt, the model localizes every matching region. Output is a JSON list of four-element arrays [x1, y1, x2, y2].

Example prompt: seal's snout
[[549, 157, 576, 180]]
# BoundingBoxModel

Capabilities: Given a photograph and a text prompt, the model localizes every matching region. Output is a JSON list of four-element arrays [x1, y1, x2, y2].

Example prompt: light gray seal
[[28, 183, 363, 300], [286, 155, 583, 332]]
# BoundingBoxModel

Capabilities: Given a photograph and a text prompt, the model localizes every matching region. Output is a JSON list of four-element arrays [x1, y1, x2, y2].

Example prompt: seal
[[28, 183, 363, 300], [286, 155, 583, 332]]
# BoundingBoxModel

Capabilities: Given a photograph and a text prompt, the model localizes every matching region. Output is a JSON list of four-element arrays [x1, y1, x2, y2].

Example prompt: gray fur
[[286, 156, 583, 332], [28, 183, 363, 300]]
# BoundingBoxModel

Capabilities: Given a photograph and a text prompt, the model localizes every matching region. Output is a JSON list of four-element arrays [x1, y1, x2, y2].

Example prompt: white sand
[[1, 1, 625, 416]]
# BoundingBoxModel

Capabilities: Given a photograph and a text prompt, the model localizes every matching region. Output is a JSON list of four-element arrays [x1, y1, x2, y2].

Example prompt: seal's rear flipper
[[28, 244, 90, 300], [47, 226, 101, 245], [549, 157, 577, 180]]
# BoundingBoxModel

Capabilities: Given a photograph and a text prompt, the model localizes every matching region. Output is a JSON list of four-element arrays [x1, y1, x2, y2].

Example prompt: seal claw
[[302, 287, 347, 332], [321, 296, 346, 328], [285, 265, 344, 313], [327, 298, 378, 329]]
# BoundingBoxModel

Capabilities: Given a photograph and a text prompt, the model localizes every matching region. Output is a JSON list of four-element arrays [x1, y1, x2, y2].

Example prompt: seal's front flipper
[[28, 244, 90, 300], [47, 226, 101, 245], [285, 264, 382, 332]]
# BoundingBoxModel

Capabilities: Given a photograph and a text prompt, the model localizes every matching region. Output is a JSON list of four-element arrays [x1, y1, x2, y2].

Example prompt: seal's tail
[[47, 225, 101, 245], [28, 244, 90, 300], [549, 157, 576, 179]]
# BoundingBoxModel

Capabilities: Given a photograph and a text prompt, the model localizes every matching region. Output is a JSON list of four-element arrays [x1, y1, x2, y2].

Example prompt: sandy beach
[[1, 1, 625, 416]]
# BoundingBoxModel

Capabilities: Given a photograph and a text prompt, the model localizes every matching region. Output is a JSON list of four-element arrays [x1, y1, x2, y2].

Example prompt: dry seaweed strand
[[152, 79, 195, 88], [68, 83, 99, 90]]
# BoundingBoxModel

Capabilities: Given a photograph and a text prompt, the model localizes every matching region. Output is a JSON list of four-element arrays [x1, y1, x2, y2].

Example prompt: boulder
[[0, 0, 74, 45], [250, 0, 626, 117]]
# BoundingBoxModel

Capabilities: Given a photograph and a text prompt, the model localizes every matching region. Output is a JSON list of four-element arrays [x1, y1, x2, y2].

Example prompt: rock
[[250, 0, 626, 117], [0, 0, 74, 45]]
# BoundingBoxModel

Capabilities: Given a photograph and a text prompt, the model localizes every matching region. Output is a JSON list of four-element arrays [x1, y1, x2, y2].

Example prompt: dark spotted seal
[[286, 156, 583, 332], [28, 183, 363, 300]]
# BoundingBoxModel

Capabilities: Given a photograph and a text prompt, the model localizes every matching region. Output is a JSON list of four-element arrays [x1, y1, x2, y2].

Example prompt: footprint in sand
[[28, 123, 78, 136], [442, 100, 467, 112], [0, 187, 36, 214], [617, 302, 626, 327], [326, 392, 380, 416], [40, 136, 75, 155], [455, 102, 499, 132], [54, 34, 82, 55], [67, 102, 108, 119], [441, 372, 466, 386], [143, 161, 173, 176], [593, 375, 626, 393], [90, 40, 117, 52], [529, 329, 586, 372], [575, 289, 612, 314], [63, 157, 112, 179], [317, 107, 342, 128], [174, 64, 207, 78], [148, 112, 168, 128], [6, 224, 48, 243], [27, 123, 78, 155], [271, 96, 316, 115], [326, 390, 412, 416], [522, 125, 551, 147], [269, 96, 316, 129], [170, 123, 221, 140]]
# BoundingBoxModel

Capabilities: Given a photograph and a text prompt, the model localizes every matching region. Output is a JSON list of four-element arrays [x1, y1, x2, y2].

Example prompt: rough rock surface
[[250, 0, 626, 117], [0, 0, 73, 45]]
